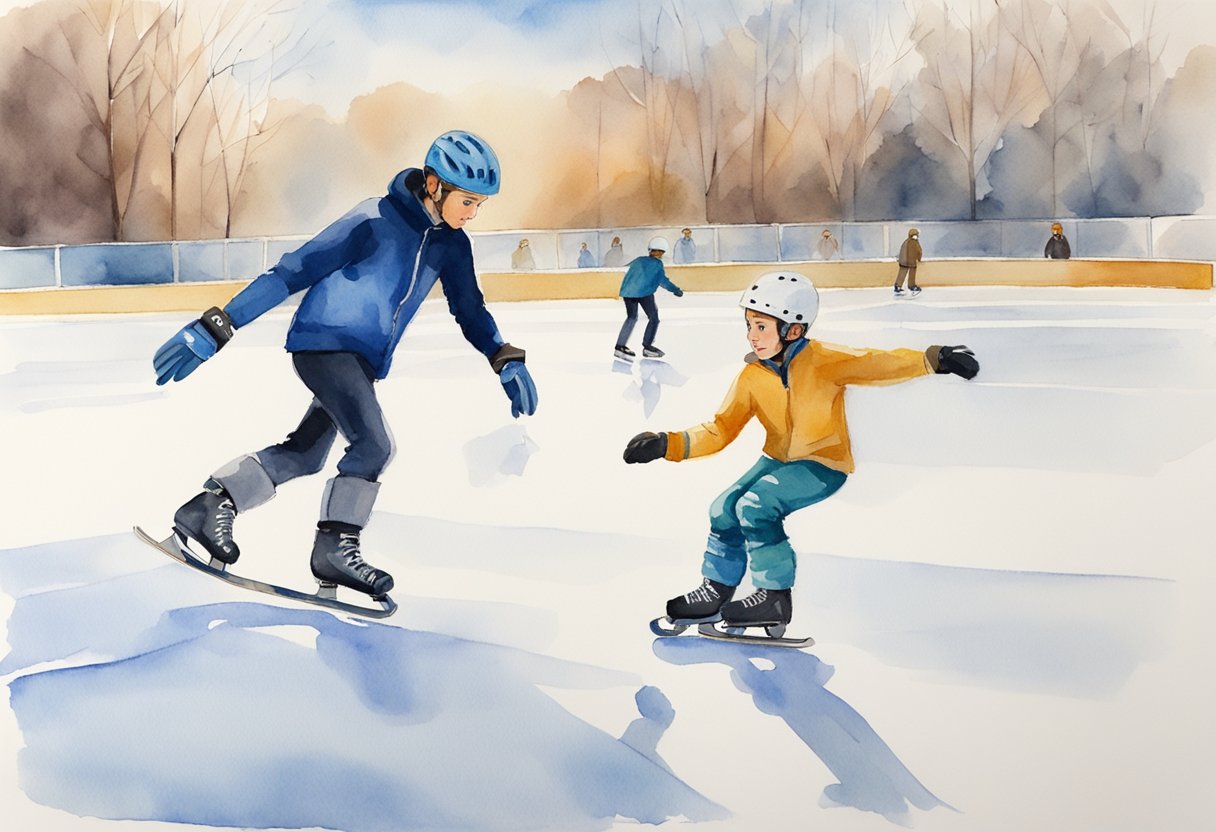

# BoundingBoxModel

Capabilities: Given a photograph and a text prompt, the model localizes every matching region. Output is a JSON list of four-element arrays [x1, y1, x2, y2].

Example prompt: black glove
[[623, 432, 668, 464], [934, 345, 979, 380]]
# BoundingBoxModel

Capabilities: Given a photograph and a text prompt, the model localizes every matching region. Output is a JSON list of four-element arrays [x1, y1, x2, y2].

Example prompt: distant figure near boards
[[1045, 223, 1071, 260], [512, 238, 537, 271], [673, 228, 697, 264], [815, 229, 840, 260], [603, 235, 626, 268]]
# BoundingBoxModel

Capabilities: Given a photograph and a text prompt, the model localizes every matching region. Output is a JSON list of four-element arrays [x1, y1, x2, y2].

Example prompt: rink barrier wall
[[3, 214, 1216, 294], [1, 258, 1209, 315]]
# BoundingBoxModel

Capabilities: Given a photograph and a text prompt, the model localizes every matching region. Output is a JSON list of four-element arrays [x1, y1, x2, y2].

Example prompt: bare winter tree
[[11, 0, 309, 241], [801, 0, 917, 219], [22, 0, 170, 240], [677, 5, 768, 221], [603, 0, 688, 215], [1099, 0, 1168, 152], [147, 0, 308, 239], [1052, 0, 1171, 214], [200, 5, 313, 236], [734, 1, 805, 221], [910, 0, 1046, 219], [994, 0, 1093, 216], [668, 0, 744, 221]]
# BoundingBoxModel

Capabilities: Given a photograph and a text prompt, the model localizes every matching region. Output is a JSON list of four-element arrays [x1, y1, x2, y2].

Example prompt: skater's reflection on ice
[[617, 357, 688, 417], [463, 423, 539, 486]]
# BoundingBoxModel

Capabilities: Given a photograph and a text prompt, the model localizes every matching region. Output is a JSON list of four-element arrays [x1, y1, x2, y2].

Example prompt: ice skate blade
[[134, 526, 397, 619], [649, 614, 722, 637], [696, 622, 814, 649]]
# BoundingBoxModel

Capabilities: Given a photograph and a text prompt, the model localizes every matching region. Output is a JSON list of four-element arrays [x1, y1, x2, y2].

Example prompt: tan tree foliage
[[0, 0, 1207, 244]]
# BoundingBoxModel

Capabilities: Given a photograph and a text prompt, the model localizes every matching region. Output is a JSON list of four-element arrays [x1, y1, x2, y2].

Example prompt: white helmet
[[647, 236, 669, 252], [739, 271, 819, 329]]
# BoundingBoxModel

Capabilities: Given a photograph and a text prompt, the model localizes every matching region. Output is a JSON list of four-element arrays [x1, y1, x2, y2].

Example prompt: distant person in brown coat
[[1044, 223, 1071, 259], [894, 228, 922, 297]]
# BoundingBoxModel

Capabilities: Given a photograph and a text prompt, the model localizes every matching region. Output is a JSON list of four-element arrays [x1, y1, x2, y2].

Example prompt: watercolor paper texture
[[1, 1, 1215, 831]]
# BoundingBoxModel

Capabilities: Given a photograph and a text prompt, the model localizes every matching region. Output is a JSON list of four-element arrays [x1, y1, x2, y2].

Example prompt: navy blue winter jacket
[[223, 169, 504, 379]]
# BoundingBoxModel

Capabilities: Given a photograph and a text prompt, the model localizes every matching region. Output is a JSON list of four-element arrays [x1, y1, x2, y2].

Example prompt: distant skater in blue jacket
[[151, 131, 538, 602], [614, 235, 683, 360]]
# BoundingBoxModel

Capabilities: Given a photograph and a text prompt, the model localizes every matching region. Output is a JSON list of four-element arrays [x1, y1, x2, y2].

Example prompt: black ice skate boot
[[173, 478, 240, 565], [665, 577, 736, 622], [719, 588, 792, 630], [310, 523, 394, 598]]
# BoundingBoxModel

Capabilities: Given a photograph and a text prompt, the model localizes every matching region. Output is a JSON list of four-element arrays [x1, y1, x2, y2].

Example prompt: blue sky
[[340, 0, 609, 28], [252, 0, 1216, 113], [276, 0, 629, 109]]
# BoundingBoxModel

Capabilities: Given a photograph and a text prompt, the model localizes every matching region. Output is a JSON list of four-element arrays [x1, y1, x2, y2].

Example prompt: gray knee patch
[[319, 475, 381, 528], [212, 454, 276, 512]]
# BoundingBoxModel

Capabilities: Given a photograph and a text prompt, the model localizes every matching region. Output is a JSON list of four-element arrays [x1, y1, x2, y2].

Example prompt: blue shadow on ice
[[0, 537, 727, 832], [6, 602, 726, 831], [653, 637, 953, 826]]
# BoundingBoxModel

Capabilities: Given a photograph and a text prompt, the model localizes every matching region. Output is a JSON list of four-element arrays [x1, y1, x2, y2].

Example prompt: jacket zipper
[[386, 224, 434, 361]]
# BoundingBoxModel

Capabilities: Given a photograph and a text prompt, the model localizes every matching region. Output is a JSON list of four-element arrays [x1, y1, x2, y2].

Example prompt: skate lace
[[740, 589, 768, 608], [213, 497, 236, 542], [338, 533, 377, 579], [685, 578, 720, 605]]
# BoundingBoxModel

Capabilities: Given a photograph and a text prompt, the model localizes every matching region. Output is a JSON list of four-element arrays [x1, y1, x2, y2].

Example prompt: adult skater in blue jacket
[[152, 130, 538, 600]]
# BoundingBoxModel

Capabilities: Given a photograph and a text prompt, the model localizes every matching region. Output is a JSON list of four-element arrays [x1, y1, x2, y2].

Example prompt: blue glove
[[499, 360, 538, 418], [153, 307, 234, 385], [673, 287, 684, 297]]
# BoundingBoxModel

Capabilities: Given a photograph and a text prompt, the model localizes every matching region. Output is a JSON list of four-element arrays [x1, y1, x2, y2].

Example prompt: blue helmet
[[425, 130, 501, 196]]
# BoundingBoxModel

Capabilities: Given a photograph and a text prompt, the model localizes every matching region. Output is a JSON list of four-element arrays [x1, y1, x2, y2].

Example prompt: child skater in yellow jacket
[[623, 271, 978, 639]]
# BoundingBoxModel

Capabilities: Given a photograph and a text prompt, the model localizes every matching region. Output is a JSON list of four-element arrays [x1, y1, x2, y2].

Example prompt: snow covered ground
[[1, 286, 1214, 831]]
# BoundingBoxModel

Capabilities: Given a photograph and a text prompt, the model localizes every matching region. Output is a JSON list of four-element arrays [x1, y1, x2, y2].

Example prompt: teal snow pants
[[700, 456, 847, 590]]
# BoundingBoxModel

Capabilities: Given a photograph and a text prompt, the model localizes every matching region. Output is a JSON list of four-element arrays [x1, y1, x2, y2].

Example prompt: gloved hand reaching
[[932, 345, 979, 380], [623, 431, 668, 464], [153, 307, 234, 385], [499, 360, 538, 418]]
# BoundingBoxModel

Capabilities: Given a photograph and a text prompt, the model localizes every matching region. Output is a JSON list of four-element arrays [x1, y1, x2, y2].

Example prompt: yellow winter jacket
[[664, 340, 934, 473]]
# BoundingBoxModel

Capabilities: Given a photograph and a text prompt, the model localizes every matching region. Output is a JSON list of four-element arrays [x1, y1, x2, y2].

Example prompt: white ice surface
[[1, 286, 1214, 831]]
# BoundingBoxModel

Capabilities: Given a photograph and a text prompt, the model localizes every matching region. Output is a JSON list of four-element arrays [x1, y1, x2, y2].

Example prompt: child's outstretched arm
[[816, 342, 979, 386], [622, 373, 754, 464]]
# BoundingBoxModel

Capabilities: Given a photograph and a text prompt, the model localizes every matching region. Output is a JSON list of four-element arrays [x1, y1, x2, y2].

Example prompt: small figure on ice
[[139, 130, 538, 617], [893, 227, 923, 297], [624, 271, 978, 646], [614, 236, 683, 361]]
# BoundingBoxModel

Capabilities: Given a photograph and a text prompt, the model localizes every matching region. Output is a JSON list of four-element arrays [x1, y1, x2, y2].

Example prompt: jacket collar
[[749, 337, 809, 387], [387, 168, 442, 231]]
